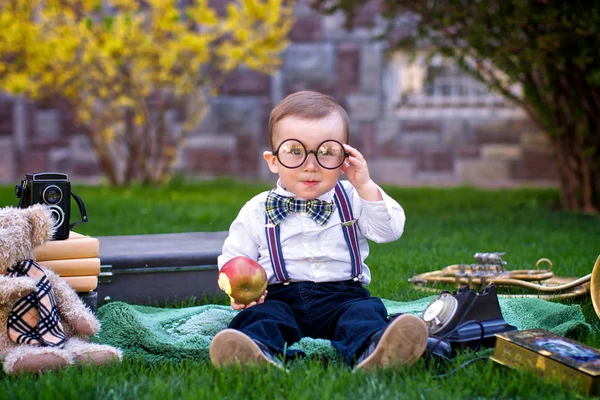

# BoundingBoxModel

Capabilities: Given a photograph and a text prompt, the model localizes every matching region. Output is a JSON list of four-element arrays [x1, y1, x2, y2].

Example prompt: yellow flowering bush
[[0, 0, 294, 185]]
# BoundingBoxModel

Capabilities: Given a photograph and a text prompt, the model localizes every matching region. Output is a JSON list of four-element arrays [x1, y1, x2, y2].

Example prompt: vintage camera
[[15, 172, 88, 240]]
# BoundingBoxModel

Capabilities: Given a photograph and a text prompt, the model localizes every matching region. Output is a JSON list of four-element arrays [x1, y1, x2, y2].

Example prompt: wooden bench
[[97, 231, 228, 306]]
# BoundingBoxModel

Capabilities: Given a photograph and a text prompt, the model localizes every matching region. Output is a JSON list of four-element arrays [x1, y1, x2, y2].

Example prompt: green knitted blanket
[[94, 296, 592, 363]]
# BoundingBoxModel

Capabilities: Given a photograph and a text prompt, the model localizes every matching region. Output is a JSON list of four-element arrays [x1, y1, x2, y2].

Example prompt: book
[[61, 276, 98, 293], [35, 231, 99, 261], [491, 329, 600, 396], [40, 258, 101, 277]]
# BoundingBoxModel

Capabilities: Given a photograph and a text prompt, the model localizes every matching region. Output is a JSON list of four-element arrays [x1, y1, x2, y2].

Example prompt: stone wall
[[0, 1, 558, 188]]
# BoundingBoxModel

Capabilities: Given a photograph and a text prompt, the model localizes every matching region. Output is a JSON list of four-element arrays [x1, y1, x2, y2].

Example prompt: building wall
[[0, 1, 558, 187]]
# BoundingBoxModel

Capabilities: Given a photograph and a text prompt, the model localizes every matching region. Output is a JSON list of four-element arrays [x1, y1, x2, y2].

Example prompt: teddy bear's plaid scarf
[[7, 259, 65, 348]]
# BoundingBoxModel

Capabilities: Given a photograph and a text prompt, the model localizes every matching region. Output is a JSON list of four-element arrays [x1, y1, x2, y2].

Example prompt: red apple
[[218, 256, 268, 304]]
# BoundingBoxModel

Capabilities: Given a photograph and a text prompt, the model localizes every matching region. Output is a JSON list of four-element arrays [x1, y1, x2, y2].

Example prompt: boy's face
[[263, 113, 346, 200]]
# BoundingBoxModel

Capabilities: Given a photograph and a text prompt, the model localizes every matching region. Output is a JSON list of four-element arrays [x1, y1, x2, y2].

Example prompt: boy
[[209, 90, 428, 370]]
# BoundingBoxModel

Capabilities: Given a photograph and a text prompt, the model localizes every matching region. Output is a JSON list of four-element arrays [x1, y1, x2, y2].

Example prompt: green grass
[[1, 178, 599, 399]]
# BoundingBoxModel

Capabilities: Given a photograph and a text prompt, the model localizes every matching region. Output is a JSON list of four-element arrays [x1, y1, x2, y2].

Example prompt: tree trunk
[[87, 131, 121, 187], [552, 134, 600, 213], [543, 65, 600, 214]]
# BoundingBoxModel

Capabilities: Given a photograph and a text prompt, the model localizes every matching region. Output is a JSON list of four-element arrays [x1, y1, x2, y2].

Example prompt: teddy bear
[[0, 204, 122, 375]]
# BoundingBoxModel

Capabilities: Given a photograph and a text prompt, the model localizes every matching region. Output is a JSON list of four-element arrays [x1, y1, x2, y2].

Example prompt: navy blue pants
[[228, 280, 389, 366]]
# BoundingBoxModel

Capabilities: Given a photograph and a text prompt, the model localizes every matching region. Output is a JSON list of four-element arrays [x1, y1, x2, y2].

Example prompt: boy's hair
[[268, 91, 350, 149]]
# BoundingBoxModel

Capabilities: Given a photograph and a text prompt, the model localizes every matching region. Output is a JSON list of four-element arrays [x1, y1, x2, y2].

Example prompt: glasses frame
[[272, 138, 350, 170]]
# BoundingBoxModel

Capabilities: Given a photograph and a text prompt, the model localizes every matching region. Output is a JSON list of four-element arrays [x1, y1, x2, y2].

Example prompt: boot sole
[[209, 329, 280, 368], [356, 314, 428, 370]]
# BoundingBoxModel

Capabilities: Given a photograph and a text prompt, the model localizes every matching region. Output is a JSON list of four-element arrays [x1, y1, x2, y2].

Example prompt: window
[[389, 52, 522, 115]]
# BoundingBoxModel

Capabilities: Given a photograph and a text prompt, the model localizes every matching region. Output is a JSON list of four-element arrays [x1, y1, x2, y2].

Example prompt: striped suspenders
[[265, 181, 362, 283], [333, 183, 362, 280]]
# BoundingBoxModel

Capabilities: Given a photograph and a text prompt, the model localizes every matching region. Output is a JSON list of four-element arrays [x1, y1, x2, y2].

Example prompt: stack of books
[[34, 231, 100, 293]]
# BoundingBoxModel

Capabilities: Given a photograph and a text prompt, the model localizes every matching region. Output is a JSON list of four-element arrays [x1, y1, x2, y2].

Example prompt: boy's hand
[[341, 144, 383, 201], [230, 289, 268, 310]]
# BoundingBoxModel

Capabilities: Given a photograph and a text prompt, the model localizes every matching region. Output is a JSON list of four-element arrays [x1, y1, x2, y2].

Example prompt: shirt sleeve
[[350, 182, 405, 243], [217, 202, 261, 269]]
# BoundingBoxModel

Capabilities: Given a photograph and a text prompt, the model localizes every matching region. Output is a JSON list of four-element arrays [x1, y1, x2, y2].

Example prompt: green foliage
[[0, 179, 599, 398], [312, 0, 600, 213], [316, 0, 600, 116]]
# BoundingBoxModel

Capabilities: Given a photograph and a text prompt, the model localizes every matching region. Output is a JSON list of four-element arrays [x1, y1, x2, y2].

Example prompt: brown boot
[[354, 314, 428, 370], [209, 329, 285, 370]]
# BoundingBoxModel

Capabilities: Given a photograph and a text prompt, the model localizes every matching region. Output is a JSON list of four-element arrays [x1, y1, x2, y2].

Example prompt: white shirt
[[217, 180, 406, 285]]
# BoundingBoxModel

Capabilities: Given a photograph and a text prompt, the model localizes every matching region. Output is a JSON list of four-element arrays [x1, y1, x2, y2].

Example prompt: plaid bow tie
[[266, 191, 334, 226]]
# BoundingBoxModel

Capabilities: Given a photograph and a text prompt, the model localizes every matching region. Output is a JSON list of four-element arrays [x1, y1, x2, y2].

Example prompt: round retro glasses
[[272, 139, 349, 170]]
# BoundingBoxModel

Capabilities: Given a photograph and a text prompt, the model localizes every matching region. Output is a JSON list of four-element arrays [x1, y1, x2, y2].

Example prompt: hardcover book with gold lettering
[[491, 329, 600, 396]]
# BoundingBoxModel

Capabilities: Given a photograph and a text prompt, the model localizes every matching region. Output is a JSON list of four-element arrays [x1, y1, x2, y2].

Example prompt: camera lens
[[48, 205, 65, 228], [42, 185, 63, 205]]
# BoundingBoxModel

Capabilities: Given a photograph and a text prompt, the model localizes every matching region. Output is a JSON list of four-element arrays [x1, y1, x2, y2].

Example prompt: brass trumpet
[[410, 253, 600, 317]]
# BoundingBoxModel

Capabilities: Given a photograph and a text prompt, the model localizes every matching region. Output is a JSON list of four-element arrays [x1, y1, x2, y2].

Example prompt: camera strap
[[69, 189, 88, 229]]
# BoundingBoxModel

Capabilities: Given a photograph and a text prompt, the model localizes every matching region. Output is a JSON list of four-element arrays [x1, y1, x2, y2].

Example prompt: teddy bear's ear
[[26, 204, 57, 248]]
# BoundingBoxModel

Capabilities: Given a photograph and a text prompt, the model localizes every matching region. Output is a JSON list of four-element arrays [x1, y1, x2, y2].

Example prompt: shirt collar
[[273, 179, 336, 202]]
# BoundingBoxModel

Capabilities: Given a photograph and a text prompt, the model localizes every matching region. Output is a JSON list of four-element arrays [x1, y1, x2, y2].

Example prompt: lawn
[[1, 178, 599, 399]]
